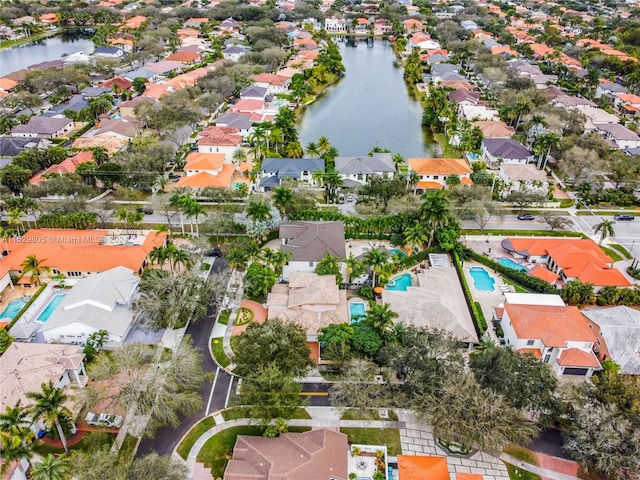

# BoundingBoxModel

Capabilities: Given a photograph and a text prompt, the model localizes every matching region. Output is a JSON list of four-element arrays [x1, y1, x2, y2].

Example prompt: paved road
[[300, 382, 331, 407], [461, 214, 558, 232], [137, 258, 233, 457], [574, 215, 640, 257], [527, 428, 570, 459]]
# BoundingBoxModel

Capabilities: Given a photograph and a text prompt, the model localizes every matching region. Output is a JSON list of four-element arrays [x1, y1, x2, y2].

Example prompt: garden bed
[[234, 307, 254, 326]]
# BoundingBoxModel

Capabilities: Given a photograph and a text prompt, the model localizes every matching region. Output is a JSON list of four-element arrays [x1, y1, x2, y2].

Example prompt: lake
[[298, 37, 440, 159], [0, 32, 95, 76]]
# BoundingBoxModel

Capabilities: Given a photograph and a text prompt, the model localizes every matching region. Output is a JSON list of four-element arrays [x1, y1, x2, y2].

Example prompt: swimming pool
[[0, 298, 27, 320], [390, 249, 407, 257], [499, 257, 527, 272], [36, 293, 67, 323], [385, 273, 412, 291], [469, 267, 495, 291], [349, 303, 366, 322]]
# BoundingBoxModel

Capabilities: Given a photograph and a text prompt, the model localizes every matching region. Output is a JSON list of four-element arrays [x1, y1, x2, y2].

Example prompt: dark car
[[517, 213, 535, 221], [136, 207, 153, 215], [614, 214, 635, 221], [204, 248, 223, 257]]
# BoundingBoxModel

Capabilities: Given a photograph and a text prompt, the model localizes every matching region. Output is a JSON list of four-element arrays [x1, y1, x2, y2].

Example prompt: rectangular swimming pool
[[349, 303, 366, 322], [469, 267, 496, 291], [37, 293, 67, 323], [385, 273, 412, 291]]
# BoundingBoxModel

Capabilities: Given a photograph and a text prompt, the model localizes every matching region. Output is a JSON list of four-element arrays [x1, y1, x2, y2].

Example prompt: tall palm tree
[[535, 132, 560, 170], [364, 248, 388, 287], [169, 247, 192, 272], [169, 192, 187, 235], [403, 224, 430, 253], [26, 382, 72, 455], [323, 171, 344, 199], [0, 404, 34, 476], [594, 219, 615, 245], [392, 153, 405, 169], [232, 148, 247, 167], [420, 191, 451, 244], [8, 209, 25, 235], [246, 200, 272, 223], [226, 247, 250, 271], [311, 169, 325, 187], [306, 142, 320, 158], [365, 303, 399, 340], [345, 253, 366, 283], [184, 198, 205, 236], [285, 141, 303, 158], [149, 246, 169, 268], [272, 187, 293, 218], [31, 453, 70, 480], [20, 255, 50, 286], [317, 136, 331, 155]]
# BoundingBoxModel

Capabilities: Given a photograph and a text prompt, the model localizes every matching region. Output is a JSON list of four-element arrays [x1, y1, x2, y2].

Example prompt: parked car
[[136, 207, 153, 215], [346, 194, 355, 202], [614, 214, 635, 221], [517, 213, 535, 221], [204, 248, 223, 257], [172, 175, 181, 182]]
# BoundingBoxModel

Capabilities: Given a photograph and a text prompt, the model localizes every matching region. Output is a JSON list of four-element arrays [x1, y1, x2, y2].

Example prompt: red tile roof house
[[501, 238, 631, 291], [498, 298, 601, 377], [224, 429, 348, 480], [196, 125, 243, 161], [252, 73, 291, 95], [29, 150, 94, 185], [176, 152, 235, 190], [408, 158, 473, 191]]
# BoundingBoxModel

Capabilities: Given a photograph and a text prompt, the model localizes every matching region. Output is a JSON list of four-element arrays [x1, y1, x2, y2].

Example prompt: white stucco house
[[39, 266, 140, 347], [499, 163, 549, 197], [334, 153, 396, 187]]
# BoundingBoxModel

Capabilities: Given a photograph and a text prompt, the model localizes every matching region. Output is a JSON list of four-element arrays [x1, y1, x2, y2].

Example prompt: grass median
[[211, 338, 231, 368]]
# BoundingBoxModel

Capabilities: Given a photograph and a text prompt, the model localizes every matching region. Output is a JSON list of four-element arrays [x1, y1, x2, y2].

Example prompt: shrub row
[[7, 283, 48, 330], [469, 252, 558, 294], [453, 251, 485, 337]]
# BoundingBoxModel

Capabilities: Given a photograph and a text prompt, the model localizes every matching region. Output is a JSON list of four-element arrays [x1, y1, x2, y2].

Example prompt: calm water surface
[[299, 38, 440, 158], [0, 34, 95, 76]]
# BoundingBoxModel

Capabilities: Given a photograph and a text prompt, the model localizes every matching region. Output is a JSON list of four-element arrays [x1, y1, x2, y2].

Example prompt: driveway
[[136, 258, 233, 457]]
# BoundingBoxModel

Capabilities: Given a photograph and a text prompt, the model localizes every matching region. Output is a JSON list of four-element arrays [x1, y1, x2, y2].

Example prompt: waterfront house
[[0, 343, 86, 412], [93, 46, 126, 58], [471, 120, 514, 138], [240, 85, 267, 100], [335, 153, 396, 187], [40, 266, 140, 347], [582, 306, 640, 375], [500, 238, 631, 291], [324, 17, 348, 33], [252, 73, 291, 95], [499, 164, 549, 197], [481, 138, 534, 166], [11, 117, 73, 139], [498, 299, 600, 377], [258, 158, 324, 191], [403, 18, 423, 32], [279, 221, 346, 280], [196, 126, 242, 160], [408, 158, 472, 191], [224, 429, 348, 480]]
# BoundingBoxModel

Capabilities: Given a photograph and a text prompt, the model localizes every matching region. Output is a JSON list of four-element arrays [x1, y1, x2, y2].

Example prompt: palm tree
[[272, 187, 293, 218], [86, 329, 108, 350], [403, 224, 430, 253], [317, 136, 331, 155], [232, 148, 247, 167], [184, 198, 205, 236], [364, 248, 388, 287], [169, 192, 187, 235], [26, 382, 72, 455], [594, 219, 615, 245], [227, 247, 250, 271], [392, 153, 405, 169], [323, 171, 344, 200], [306, 142, 320, 158], [149, 246, 169, 268], [169, 247, 193, 272], [156, 175, 169, 192], [311, 169, 325, 187], [285, 141, 303, 158], [535, 132, 560, 170], [345, 253, 366, 283], [20, 255, 50, 286], [246, 200, 272, 223], [420, 191, 451, 245], [365, 303, 399, 340], [514, 96, 531, 131], [31, 454, 70, 480], [8, 209, 25, 235], [0, 404, 34, 476]]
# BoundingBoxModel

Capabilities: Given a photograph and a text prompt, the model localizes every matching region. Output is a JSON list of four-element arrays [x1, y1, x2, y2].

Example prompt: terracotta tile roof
[[457, 474, 485, 480], [573, 262, 631, 287], [408, 158, 471, 175], [123, 15, 147, 29], [165, 74, 197, 90], [505, 304, 596, 347], [177, 165, 235, 189], [515, 348, 542, 360], [253, 73, 289, 86], [30, 151, 94, 184], [557, 348, 600, 368], [0, 343, 85, 410], [529, 43, 555, 57], [143, 84, 171, 99], [225, 429, 348, 480], [99, 76, 132, 90], [416, 181, 444, 190], [472, 120, 515, 138], [0, 78, 18, 91], [398, 455, 449, 480], [461, 177, 473, 185], [528, 265, 560, 284], [228, 99, 264, 113], [184, 152, 226, 171], [616, 93, 640, 105], [177, 27, 200, 38], [166, 51, 201, 63], [0, 229, 166, 274]]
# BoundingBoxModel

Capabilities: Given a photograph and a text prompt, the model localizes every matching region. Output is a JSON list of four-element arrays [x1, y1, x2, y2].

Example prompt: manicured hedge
[[452, 251, 485, 337], [469, 252, 558, 294], [7, 283, 48, 330]]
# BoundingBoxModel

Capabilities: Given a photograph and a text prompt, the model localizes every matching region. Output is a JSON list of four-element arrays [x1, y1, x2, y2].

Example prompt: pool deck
[[462, 261, 512, 330], [0, 284, 37, 318]]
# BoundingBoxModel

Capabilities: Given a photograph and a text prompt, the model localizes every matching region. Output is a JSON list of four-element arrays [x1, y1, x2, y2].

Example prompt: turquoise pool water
[[349, 303, 366, 322], [37, 293, 67, 323], [385, 273, 412, 291], [499, 257, 527, 272], [469, 267, 495, 291], [0, 298, 27, 320], [390, 248, 407, 257]]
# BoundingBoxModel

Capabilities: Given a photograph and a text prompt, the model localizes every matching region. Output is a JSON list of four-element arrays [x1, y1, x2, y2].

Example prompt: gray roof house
[[259, 158, 324, 191], [482, 138, 534, 166], [582, 306, 640, 375], [43, 95, 88, 116], [215, 112, 253, 136], [40, 266, 140, 347], [11, 116, 74, 139], [0, 136, 47, 164], [335, 153, 396, 187], [240, 85, 267, 100], [279, 221, 346, 262], [93, 46, 125, 58], [595, 123, 640, 149]]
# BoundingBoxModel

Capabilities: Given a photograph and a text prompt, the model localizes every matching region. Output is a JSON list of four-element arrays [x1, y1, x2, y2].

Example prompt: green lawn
[[339, 428, 402, 455], [177, 417, 216, 460], [600, 246, 623, 262], [211, 338, 231, 368], [197, 426, 263, 478], [433, 132, 462, 158], [340, 409, 399, 421], [34, 432, 116, 456], [461, 229, 583, 237], [501, 277, 530, 293], [118, 434, 138, 461], [503, 444, 540, 465], [607, 243, 632, 260], [506, 463, 542, 480], [221, 407, 311, 421], [218, 309, 231, 325]]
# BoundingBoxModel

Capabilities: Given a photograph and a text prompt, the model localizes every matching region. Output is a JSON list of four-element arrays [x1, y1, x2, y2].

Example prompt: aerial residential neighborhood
[[0, 0, 639, 479]]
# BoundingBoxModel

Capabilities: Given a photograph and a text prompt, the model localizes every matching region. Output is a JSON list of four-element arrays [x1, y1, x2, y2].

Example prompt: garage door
[[563, 367, 588, 376]]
